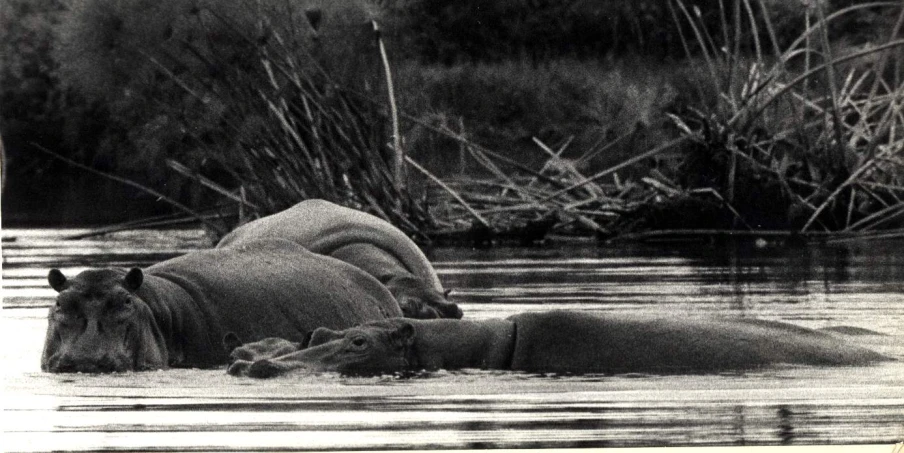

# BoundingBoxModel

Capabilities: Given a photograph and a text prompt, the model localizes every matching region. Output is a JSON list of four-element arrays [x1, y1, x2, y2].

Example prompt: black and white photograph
[[2, 0, 903, 451]]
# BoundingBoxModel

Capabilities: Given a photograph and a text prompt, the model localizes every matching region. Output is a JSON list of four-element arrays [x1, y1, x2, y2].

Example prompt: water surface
[[3, 229, 903, 451]]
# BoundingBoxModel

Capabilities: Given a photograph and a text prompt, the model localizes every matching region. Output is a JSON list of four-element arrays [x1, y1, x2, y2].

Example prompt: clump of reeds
[[54, 0, 566, 243], [656, 0, 904, 234], [390, 0, 904, 243], [397, 114, 688, 243], [150, 3, 432, 239]]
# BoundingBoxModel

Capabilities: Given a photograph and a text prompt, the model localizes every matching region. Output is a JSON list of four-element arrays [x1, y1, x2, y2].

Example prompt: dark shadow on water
[[777, 405, 795, 445]]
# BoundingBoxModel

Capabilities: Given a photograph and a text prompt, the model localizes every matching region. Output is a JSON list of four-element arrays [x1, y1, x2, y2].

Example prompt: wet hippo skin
[[42, 239, 401, 373], [218, 199, 461, 319], [226, 310, 890, 377]]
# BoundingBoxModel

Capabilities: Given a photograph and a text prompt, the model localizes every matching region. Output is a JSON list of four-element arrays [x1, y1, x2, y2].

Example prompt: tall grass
[[660, 0, 904, 233], [144, 2, 432, 238]]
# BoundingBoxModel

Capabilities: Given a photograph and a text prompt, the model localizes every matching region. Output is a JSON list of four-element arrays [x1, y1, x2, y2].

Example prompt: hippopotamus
[[41, 238, 402, 373], [226, 310, 890, 377], [218, 199, 461, 319]]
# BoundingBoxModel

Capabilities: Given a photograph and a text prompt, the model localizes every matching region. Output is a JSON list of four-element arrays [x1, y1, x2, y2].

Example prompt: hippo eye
[[114, 296, 133, 308], [55, 298, 75, 313], [350, 337, 368, 348]]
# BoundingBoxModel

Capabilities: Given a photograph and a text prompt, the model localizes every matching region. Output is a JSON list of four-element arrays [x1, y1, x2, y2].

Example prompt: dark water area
[[2, 228, 903, 451], [1, 174, 178, 226]]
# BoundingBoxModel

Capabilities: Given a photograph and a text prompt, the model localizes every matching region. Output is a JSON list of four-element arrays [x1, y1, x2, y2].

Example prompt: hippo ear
[[309, 327, 343, 347], [124, 268, 144, 291], [390, 322, 416, 348], [48, 269, 67, 292], [304, 8, 322, 31], [301, 331, 314, 349], [223, 332, 243, 353]]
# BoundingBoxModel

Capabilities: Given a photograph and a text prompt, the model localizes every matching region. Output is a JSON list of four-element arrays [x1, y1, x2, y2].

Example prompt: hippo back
[[218, 199, 442, 291], [147, 238, 402, 361], [507, 311, 888, 374]]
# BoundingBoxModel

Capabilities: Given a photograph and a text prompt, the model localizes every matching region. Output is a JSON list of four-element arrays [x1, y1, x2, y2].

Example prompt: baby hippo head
[[228, 320, 417, 379]]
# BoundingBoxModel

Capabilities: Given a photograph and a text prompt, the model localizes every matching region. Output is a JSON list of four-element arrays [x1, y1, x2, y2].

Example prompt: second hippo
[[227, 310, 890, 377], [218, 199, 461, 319]]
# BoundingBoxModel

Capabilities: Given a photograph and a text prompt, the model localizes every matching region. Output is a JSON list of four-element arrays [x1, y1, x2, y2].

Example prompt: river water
[[2, 228, 903, 451]]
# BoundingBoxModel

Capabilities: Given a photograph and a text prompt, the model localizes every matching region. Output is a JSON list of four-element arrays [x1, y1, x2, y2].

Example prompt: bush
[[0, 0, 109, 188]]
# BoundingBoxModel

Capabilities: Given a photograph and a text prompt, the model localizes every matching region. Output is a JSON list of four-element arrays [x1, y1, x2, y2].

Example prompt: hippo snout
[[51, 354, 122, 373], [446, 304, 464, 320], [248, 359, 292, 379], [429, 301, 464, 320], [398, 298, 464, 320], [227, 360, 252, 377]]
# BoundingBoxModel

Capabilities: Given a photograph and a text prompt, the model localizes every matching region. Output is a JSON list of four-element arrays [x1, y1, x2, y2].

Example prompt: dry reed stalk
[[735, 40, 904, 129], [372, 20, 403, 192], [675, 0, 724, 111], [62, 210, 230, 240], [404, 155, 489, 227], [166, 160, 260, 210], [538, 136, 690, 204], [532, 138, 609, 200], [574, 127, 635, 167]]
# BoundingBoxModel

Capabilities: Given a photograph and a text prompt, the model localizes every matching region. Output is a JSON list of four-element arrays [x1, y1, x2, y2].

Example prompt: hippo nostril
[[437, 303, 463, 319], [53, 355, 81, 373], [400, 302, 425, 319], [96, 357, 118, 373], [54, 355, 120, 373], [248, 359, 282, 379], [53, 361, 76, 373], [228, 360, 252, 377]]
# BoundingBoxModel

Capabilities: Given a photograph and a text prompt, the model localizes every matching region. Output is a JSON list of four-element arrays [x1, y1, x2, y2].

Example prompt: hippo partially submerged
[[42, 239, 401, 373], [218, 199, 461, 319], [227, 310, 890, 377]]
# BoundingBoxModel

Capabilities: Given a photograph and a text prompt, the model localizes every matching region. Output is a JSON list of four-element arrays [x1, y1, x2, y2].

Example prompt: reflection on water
[[2, 229, 903, 451]]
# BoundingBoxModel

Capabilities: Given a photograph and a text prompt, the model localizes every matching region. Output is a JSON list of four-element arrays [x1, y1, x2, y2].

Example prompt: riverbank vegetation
[[2, 0, 902, 244]]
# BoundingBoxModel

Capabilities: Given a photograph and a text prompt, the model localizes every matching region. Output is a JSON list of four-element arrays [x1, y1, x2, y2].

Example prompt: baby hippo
[[226, 310, 890, 378]]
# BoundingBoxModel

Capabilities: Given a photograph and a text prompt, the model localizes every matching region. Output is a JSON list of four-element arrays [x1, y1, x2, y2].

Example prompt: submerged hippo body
[[42, 239, 401, 373], [228, 310, 889, 377], [218, 199, 461, 319]]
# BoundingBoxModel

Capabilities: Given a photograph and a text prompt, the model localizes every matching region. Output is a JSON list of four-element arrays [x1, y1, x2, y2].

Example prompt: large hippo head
[[230, 320, 416, 378], [41, 268, 169, 373], [384, 276, 462, 320]]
